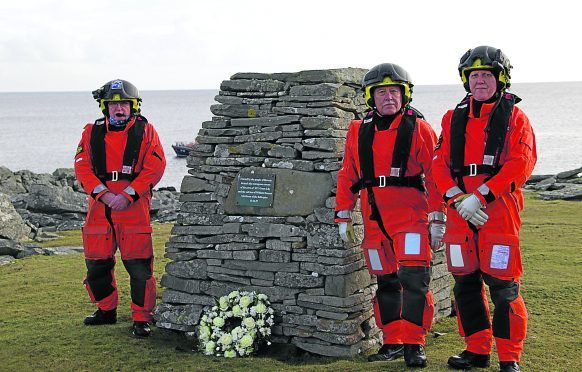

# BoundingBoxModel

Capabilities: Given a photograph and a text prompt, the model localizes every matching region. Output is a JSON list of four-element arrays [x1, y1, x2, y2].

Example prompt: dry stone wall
[[155, 68, 451, 357]]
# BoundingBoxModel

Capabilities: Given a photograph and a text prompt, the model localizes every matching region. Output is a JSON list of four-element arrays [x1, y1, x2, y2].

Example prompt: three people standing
[[75, 47, 536, 370]]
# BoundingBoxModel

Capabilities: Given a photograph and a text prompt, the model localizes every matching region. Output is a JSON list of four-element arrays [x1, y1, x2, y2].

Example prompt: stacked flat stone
[[154, 68, 451, 357]]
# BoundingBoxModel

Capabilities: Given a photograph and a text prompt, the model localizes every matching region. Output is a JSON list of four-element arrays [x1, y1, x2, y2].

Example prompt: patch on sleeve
[[434, 134, 443, 150], [75, 144, 84, 156]]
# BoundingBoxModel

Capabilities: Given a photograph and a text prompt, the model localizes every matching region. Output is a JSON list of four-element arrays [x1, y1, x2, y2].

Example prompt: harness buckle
[[111, 171, 119, 182], [378, 175, 386, 187], [468, 164, 477, 177]]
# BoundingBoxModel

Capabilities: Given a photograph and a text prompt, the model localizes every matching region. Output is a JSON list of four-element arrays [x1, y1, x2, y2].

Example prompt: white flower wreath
[[198, 290, 275, 357]]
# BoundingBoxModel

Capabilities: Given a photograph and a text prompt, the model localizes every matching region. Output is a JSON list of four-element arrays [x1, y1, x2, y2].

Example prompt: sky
[[0, 0, 579, 92]]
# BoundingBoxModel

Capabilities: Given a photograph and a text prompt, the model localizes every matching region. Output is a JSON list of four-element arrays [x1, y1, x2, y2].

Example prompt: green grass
[[0, 195, 580, 371]]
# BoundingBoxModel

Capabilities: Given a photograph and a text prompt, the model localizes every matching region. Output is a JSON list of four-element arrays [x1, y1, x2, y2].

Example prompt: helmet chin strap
[[109, 113, 131, 127]]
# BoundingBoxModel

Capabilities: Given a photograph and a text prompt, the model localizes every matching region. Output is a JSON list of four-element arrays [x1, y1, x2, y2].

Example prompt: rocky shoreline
[[0, 165, 579, 265], [0, 166, 180, 264], [523, 166, 582, 200]]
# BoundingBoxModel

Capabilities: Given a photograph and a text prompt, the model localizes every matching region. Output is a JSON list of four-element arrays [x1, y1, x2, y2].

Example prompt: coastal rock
[[530, 176, 557, 191], [0, 193, 30, 240], [154, 303, 204, 331], [556, 167, 582, 179], [0, 255, 15, 266], [538, 183, 582, 201], [0, 238, 43, 259], [24, 183, 87, 214]]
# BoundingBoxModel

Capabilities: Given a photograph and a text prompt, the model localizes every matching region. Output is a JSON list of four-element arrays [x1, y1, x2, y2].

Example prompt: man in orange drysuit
[[74, 79, 166, 337], [335, 63, 446, 368], [432, 46, 536, 372]]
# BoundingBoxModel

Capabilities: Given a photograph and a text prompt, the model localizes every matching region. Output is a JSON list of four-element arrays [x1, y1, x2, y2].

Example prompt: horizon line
[[1, 80, 581, 94]]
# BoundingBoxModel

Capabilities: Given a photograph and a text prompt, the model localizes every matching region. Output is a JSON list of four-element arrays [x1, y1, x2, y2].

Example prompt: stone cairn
[[154, 68, 451, 357]]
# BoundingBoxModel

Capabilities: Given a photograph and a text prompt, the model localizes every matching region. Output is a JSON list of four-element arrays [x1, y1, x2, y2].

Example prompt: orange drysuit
[[336, 110, 445, 345], [432, 94, 536, 361], [75, 115, 166, 322]]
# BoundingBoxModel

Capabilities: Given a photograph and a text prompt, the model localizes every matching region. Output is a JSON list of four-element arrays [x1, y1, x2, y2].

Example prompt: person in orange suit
[[335, 63, 446, 368], [432, 46, 537, 372], [74, 79, 166, 337]]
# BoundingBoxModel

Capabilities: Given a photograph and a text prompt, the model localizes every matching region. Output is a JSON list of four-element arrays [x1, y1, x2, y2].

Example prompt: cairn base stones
[[155, 68, 452, 357]]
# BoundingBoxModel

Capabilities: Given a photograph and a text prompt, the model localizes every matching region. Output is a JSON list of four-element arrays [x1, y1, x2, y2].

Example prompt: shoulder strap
[[391, 109, 417, 178], [450, 96, 470, 176], [122, 115, 147, 175], [90, 118, 107, 178], [483, 93, 517, 168], [89, 116, 148, 182], [358, 112, 376, 184]]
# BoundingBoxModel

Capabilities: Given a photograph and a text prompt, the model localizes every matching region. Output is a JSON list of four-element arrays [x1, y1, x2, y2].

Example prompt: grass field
[[0, 193, 580, 371]]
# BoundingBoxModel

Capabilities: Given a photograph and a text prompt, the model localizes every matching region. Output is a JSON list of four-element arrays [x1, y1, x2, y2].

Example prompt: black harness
[[351, 108, 426, 241], [89, 115, 147, 183], [450, 93, 519, 192]]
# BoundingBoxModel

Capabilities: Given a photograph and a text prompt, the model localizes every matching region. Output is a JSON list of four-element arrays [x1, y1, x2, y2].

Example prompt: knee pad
[[122, 258, 153, 307], [398, 266, 430, 294], [85, 258, 115, 301], [453, 272, 491, 336], [483, 273, 520, 339], [483, 273, 519, 305], [375, 274, 402, 325], [398, 266, 430, 327]]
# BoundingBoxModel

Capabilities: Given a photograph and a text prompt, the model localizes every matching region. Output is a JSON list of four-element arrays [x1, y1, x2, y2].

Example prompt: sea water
[[0, 82, 580, 188]]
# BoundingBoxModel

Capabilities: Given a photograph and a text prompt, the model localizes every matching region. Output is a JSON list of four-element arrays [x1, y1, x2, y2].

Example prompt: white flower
[[255, 303, 267, 314], [213, 317, 225, 327], [219, 296, 229, 310], [243, 317, 256, 329], [224, 350, 236, 358], [239, 296, 252, 308], [219, 333, 233, 346], [199, 325, 211, 341], [228, 290, 240, 299], [198, 291, 273, 358], [240, 334, 254, 348], [205, 341, 216, 355]]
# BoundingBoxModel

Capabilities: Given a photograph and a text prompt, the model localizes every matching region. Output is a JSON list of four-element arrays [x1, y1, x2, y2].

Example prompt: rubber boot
[[84, 308, 117, 325]]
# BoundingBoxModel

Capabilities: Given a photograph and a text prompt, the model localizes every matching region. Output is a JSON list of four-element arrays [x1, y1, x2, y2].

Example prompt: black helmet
[[458, 46, 512, 92], [362, 63, 413, 109], [92, 79, 141, 116]]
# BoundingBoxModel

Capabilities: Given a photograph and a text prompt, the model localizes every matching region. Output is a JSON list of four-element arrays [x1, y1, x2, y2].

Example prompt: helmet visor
[[459, 46, 509, 72], [362, 65, 410, 87]]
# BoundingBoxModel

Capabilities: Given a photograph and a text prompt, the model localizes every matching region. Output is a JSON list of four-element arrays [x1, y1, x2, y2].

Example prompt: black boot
[[84, 308, 117, 325], [448, 350, 491, 369], [367, 344, 404, 362], [499, 361, 520, 372], [404, 344, 427, 368], [132, 321, 151, 337]]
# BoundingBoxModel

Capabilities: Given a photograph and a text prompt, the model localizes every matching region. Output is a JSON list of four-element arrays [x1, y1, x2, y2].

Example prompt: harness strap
[[355, 108, 424, 242], [90, 115, 148, 183], [350, 174, 425, 194], [450, 93, 518, 191]]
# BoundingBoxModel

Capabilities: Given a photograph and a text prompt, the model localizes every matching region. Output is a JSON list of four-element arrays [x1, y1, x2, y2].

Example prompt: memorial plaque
[[235, 172, 276, 207]]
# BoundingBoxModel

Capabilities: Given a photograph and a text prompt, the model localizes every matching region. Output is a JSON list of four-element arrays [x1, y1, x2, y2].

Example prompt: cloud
[[1, 0, 580, 91]]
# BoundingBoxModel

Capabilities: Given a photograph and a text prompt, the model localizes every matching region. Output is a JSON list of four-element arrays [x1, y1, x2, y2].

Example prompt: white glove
[[455, 194, 483, 220], [429, 222, 446, 251], [469, 208, 489, 226], [338, 221, 355, 242]]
